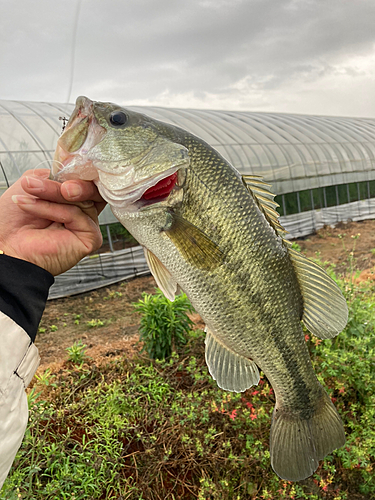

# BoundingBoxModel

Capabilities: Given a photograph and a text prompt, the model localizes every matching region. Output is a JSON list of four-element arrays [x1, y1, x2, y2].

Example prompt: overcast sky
[[1, 0, 375, 117]]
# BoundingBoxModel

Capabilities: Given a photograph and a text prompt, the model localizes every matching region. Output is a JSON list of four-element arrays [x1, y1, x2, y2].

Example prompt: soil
[[35, 219, 375, 373]]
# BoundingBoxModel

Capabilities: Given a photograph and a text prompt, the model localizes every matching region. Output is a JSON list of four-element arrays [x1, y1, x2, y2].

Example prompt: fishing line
[[31, 159, 65, 179], [66, 0, 83, 104]]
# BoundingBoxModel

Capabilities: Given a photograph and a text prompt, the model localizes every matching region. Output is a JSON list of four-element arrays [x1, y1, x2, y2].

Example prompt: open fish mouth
[[54, 147, 185, 212], [95, 165, 185, 212]]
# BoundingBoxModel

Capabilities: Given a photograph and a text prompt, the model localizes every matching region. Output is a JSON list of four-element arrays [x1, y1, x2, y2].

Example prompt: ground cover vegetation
[[1, 230, 375, 499]]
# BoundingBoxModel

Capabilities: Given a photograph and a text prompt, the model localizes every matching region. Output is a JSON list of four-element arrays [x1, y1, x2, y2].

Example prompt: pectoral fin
[[288, 249, 348, 339], [143, 248, 178, 301], [205, 327, 260, 393], [163, 212, 223, 271]]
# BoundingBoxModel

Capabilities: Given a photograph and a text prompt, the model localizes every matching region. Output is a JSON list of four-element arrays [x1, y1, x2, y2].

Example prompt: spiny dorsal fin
[[242, 174, 287, 236]]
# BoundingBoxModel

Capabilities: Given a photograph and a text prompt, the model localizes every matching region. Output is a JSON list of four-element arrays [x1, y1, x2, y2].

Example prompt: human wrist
[[0, 254, 54, 342]]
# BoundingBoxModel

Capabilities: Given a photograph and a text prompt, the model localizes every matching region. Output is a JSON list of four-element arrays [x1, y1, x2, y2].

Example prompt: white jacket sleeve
[[0, 311, 40, 488], [0, 254, 53, 489]]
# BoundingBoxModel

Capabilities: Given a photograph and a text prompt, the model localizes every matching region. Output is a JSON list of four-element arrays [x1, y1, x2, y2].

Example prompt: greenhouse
[[1, 99, 375, 297]]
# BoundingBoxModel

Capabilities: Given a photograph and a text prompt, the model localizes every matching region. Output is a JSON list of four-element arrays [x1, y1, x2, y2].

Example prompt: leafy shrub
[[134, 289, 194, 360]]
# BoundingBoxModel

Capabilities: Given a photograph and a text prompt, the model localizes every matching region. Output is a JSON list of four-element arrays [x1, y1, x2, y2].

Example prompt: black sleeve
[[0, 254, 54, 343]]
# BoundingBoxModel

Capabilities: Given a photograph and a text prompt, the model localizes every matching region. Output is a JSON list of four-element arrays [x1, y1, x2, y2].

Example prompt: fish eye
[[109, 111, 128, 127]]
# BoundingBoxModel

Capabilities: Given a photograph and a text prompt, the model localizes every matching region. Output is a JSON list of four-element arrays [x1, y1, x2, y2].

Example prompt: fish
[[53, 96, 348, 481]]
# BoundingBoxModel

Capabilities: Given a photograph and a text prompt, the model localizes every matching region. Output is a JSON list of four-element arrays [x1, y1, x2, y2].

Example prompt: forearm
[[0, 255, 54, 489]]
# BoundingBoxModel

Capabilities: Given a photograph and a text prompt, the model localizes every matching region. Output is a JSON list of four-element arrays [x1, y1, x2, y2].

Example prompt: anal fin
[[143, 248, 178, 301], [205, 327, 259, 393]]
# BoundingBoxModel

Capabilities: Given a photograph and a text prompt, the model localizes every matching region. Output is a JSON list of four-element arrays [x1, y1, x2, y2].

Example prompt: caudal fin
[[269, 391, 345, 481]]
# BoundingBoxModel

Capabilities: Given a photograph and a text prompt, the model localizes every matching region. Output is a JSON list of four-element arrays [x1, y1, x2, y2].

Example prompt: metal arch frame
[[0, 101, 51, 164], [18, 101, 61, 141], [218, 112, 285, 183]]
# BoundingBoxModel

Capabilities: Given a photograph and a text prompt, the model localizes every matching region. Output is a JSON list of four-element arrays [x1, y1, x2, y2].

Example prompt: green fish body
[[54, 97, 348, 481]]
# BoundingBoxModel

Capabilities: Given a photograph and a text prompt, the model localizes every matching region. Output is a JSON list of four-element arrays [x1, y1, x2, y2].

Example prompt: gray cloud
[[0, 0, 374, 116]]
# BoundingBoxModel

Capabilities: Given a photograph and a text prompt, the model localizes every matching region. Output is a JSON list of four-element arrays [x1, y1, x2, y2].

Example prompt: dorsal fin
[[242, 174, 287, 236]]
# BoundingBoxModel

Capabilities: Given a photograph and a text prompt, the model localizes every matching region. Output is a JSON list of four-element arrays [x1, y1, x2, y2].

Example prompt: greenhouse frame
[[1, 99, 375, 297]]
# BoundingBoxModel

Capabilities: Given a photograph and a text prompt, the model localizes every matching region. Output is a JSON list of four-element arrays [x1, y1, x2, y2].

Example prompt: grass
[[2, 256, 375, 499]]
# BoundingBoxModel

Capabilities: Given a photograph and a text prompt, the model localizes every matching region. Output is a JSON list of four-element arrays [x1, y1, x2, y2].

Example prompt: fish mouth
[[54, 147, 185, 212], [53, 96, 106, 182], [96, 165, 185, 212]]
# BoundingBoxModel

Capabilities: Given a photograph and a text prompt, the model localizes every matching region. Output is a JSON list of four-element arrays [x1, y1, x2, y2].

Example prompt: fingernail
[[26, 176, 44, 189], [80, 200, 94, 208], [65, 183, 82, 199], [33, 169, 51, 178], [12, 195, 36, 204]]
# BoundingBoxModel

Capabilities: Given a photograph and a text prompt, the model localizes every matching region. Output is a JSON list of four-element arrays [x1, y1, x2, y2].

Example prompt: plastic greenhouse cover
[[1, 99, 375, 226]]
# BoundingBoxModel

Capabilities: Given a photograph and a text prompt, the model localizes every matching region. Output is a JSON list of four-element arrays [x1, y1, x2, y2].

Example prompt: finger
[[21, 168, 51, 179], [78, 202, 100, 225], [21, 177, 103, 213], [21, 176, 65, 202], [61, 180, 106, 214], [13, 194, 100, 226], [61, 180, 103, 203], [12, 197, 102, 250]]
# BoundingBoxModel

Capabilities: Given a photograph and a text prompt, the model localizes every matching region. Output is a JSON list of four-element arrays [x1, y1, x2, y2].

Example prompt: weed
[[86, 319, 104, 328], [66, 341, 87, 365], [338, 232, 361, 282], [291, 241, 301, 252], [104, 290, 123, 300], [35, 368, 55, 386], [134, 288, 194, 360]]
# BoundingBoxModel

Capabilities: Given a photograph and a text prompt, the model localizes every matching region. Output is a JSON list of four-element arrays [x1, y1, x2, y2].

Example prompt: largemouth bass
[[53, 96, 348, 481]]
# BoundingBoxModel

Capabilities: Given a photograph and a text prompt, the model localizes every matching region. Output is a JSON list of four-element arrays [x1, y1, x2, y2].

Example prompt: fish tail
[[269, 391, 345, 481]]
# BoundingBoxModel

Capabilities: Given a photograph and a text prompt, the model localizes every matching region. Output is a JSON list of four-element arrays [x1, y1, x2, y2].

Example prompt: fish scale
[[54, 96, 348, 482]]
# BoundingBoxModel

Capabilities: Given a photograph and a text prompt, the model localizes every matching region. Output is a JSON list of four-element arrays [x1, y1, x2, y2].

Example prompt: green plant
[[66, 340, 87, 365], [104, 290, 123, 300], [86, 319, 104, 328], [134, 289, 194, 360], [35, 368, 55, 386], [337, 232, 361, 282], [291, 241, 301, 252]]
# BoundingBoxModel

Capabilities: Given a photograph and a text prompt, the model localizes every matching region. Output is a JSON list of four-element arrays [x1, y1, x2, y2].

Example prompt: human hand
[[0, 169, 106, 276]]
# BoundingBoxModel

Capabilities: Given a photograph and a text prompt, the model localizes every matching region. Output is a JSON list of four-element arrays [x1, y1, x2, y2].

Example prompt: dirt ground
[[36, 219, 375, 372]]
